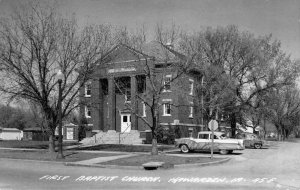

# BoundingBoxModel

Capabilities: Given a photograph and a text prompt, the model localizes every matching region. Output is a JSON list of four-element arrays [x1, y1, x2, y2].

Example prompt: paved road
[[0, 140, 299, 190]]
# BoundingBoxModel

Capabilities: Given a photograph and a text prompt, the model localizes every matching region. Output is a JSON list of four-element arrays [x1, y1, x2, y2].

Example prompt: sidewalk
[[64, 150, 231, 169], [65, 154, 137, 167]]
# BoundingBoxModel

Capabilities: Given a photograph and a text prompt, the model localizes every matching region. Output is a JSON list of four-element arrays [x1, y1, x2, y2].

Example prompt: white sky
[[1, 0, 300, 60]]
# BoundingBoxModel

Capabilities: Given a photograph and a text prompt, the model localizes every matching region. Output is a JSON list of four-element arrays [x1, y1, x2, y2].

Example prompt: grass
[[0, 140, 224, 166], [0, 140, 79, 149], [0, 149, 123, 162], [101, 154, 222, 166], [73, 144, 176, 152]]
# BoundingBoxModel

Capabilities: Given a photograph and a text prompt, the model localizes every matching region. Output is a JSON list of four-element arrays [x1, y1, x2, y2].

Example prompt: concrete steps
[[80, 130, 144, 146]]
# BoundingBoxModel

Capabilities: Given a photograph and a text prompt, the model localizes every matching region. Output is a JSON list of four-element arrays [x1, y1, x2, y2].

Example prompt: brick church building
[[79, 42, 204, 145]]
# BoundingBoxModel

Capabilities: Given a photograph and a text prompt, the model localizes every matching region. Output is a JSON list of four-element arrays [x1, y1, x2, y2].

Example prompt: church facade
[[79, 43, 204, 144]]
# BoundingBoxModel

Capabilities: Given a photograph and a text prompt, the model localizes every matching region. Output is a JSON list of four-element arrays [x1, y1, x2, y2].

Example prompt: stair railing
[[119, 123, 131, 144]]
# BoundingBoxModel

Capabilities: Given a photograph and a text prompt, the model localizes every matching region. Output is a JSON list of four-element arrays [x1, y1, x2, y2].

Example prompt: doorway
[[121, 114, 131, 133]]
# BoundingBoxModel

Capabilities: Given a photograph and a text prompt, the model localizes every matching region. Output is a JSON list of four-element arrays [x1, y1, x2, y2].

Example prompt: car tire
[[220, 150, 229, 155], [228, 150, 233, 154], [254, 143, 262, 149], [180, 144, 190, 153]]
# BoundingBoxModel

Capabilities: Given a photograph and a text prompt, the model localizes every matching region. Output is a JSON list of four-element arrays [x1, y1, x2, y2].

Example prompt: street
[[0, 140, 299, 190]]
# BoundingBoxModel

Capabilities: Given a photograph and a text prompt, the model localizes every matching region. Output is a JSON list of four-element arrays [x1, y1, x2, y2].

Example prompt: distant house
[[63, 123, 79, 141], [0, 127, 23, 140], [23, 127, 49, 141], [54, 123, 79, 141]]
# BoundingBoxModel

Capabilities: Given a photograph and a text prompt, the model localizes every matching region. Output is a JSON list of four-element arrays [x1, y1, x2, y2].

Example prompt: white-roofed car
[[175, 131, 245, 155]]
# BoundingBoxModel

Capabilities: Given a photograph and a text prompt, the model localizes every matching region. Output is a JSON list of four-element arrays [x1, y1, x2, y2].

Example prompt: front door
[[121, 114, 131, 133]]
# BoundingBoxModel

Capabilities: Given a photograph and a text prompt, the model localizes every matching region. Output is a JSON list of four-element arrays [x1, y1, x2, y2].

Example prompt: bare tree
[[264, 86, 300, 140], [110, 25, 195, 155], [176, 25, 300, 136], [0, 1, 114, 152]]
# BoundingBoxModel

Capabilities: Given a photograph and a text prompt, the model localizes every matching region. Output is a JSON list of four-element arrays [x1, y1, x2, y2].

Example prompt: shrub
[[157, 125, 175, 145]]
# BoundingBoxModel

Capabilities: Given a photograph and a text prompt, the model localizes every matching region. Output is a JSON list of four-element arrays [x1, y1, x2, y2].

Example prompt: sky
[[1, 0, 300, 60]]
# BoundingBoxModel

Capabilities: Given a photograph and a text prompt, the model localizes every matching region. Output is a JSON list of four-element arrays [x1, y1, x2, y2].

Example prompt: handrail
[[119, 123, 131, 144]]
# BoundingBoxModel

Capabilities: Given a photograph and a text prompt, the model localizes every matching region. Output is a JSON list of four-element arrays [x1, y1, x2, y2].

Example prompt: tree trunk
[[263, 117, 266, 139], [48, 134, 55, 153], [230, 113, 236, 137], [151, 137, 158, 155], [284, 129, 288, 140], [278, 128, 283, 141], [151, 113, 159, 155], [46, 119, 56, 153]]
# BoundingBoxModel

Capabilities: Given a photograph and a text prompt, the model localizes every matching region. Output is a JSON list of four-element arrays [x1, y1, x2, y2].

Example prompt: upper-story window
[[189, 79, 194, 95], [163, 75, 172, 92], [142, 102, 146, 117], [85, 81, 91, 97], [189, 102, 194, 118], [163, 103, 171, 116], [85, 105, 91, 118]]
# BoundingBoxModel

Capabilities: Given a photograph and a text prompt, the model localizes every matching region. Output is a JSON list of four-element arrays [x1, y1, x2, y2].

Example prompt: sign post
[[208, 120, 218, 159]]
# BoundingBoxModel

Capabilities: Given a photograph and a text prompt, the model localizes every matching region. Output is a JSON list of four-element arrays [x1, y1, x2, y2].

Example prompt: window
[[163, 103, 171, 116], [85, 81, 91, 97], [85, 106, 91, 118], [211, 135, 218, 139], [163, 75, 172, 92], [189, 79, 194, 95], [142, 102, 146, 117], [189, 103, 194, 118], [198, 134, 209, 139], [123, 115, 127, 122]]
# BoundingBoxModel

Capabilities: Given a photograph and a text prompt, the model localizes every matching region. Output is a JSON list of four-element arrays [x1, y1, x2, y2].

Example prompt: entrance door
[[121, 114, 131, 133]]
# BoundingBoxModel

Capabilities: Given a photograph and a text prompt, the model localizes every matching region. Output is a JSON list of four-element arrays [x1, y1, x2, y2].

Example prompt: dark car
[[235, 132, 264, 149]]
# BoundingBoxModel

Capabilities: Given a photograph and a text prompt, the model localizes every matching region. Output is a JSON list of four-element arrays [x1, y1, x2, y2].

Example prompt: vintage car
[[235, 132, 265, 149], [175, 131, 245, 154]]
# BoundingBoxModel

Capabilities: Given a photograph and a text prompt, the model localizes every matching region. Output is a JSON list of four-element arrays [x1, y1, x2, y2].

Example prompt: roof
[[23, 127, 44, 132], [100, 43, 154, 64], [141, 41, 178, 62], [64, 123, 78, 127], [101, 42, 187, 64], [198, 131, 224, 135], [0, 128, 22, 132]]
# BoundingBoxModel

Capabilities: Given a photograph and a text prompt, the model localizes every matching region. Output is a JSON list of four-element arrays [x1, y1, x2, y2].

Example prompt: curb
[[174, 157, 231, 168], [64, 162, 143, 170], [0, 157, 65, 164], [64, 157, 231, 170]]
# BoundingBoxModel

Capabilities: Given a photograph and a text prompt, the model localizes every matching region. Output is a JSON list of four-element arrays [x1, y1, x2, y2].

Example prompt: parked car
[[175, 131, 245, 154], [235, 132, 264, 149]]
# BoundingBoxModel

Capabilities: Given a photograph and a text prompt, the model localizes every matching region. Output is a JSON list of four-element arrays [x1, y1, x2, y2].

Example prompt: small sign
[[107, 67, 136, 73], [66, 128, 74, 140], [208, 120, 218, 131]]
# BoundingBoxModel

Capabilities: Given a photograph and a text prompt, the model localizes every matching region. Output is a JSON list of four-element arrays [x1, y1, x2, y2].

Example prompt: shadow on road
[[166, 150, 243, 155]]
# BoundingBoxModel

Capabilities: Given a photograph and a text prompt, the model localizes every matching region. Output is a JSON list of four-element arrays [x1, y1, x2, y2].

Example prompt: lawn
[[0, 141, 226, 167], [0, 140, 79, 149], [0, 149, 123, 162], [0, 141, 176, 153], [73, 144, 176, 152], [0, 148, 224, 167], [101, 154, 223, 166]]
